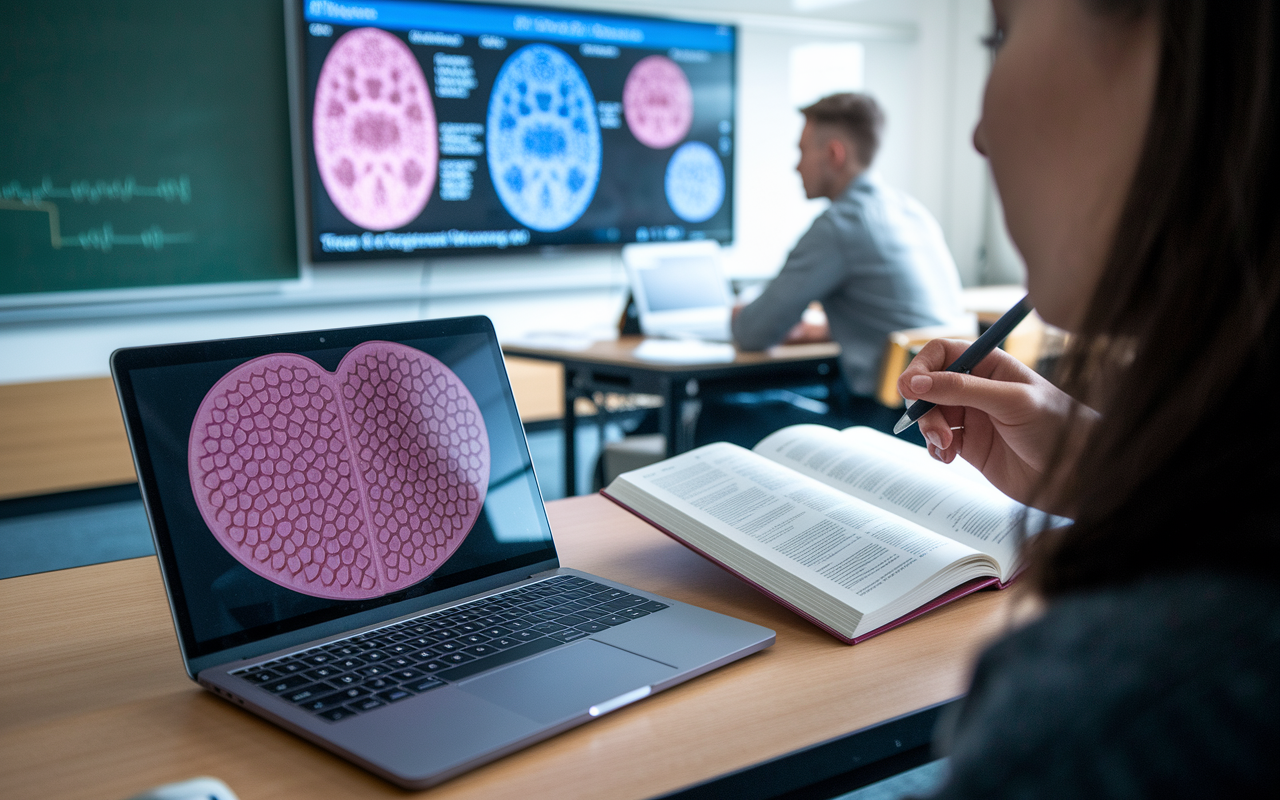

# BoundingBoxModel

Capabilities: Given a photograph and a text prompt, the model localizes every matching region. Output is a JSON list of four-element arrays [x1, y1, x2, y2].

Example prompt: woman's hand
[[897, 339, 1092, 510]]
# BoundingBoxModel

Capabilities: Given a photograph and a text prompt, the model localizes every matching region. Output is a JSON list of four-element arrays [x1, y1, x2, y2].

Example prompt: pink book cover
[[600, 489, 1005, 645]]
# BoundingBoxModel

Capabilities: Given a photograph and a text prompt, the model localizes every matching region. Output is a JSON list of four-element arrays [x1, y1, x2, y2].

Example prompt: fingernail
[[925, 431, 943, 449], [910, 374, 933, 393]]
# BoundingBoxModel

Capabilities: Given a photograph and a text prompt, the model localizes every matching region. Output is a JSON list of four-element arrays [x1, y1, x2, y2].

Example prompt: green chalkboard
[[0, 0, 299, 297]]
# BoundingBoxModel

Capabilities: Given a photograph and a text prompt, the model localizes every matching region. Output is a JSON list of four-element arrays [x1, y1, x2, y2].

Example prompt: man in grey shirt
[[733, 93, 963, 404]]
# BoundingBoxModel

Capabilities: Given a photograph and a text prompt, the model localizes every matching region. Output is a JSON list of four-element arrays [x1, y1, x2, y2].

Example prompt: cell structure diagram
[[665, 141, 725, 223], [486, 44, 602, 232], [623, 55, 694, 150], [189, 342, 490, 601], [313, 28, 438, 231]]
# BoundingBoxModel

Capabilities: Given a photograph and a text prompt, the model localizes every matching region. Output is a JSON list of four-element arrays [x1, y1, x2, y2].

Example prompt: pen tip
[[892, 412, 914, 435]]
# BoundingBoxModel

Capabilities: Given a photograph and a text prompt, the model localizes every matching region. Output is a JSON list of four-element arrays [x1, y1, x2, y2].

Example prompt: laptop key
[[330, 687, 370, 703], [305, 666, 342, 681], [597, 596, 646, 611], [283, 684, 330, 704], [377, 688, 415, 704], [574, 621, 610, 633], [241, 669, 282, 685], [598, 614, 631, 626], [441, 652, 474, 665], [636, 601, 669, 612], [261, 674, 311, 693], [530, 621, 568, 634], [318, 707, 358, 722], [402, 677, 446, 693], [351, 697, 385, 712], [301, 692, 355, 712], [389, 665, 424, 680], [462, 644, 497, 658], [418, 660, 450, 673], [619, 609, 650, 620], [364, 677, 397, 691], [553, 614, 590, 627], [490, 637, 520, 649], [547, 629, 590, 643]]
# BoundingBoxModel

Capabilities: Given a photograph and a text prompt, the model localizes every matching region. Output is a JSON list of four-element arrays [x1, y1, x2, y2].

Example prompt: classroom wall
[[0, 0, 1017, 386]]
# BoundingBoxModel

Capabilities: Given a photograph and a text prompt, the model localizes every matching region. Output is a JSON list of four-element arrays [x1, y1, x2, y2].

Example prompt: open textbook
[[602, 425, 1067, 643]]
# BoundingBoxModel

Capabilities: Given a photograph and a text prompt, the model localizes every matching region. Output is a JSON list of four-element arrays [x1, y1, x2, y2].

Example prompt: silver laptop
[[111, 315, 773, 789], [623, 240, 735, 341]]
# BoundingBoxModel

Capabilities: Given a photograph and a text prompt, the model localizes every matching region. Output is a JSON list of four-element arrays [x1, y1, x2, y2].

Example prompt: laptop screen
[[636, 257, 730, 313], [113, 317, 556, 662]]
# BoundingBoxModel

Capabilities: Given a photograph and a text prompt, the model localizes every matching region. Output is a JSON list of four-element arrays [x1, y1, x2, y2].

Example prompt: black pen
[[892, 294, 1035, 435]]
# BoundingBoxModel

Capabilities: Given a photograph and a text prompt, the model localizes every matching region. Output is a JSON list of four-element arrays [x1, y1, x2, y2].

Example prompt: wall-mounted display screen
[[291, 0, 735, 261]]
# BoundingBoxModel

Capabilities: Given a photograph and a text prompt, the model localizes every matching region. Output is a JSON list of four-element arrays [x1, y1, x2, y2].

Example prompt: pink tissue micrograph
[[313, 28, 438, 231], [188, 342, 489, 601], [623, 55, 694, 150]]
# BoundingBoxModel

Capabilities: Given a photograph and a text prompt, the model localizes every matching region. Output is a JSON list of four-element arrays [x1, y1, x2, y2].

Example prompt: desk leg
[[659, 376, 677, 459], [563, 369, 577, 496]]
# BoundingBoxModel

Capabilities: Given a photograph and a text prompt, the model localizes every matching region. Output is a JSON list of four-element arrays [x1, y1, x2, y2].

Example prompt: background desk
[[501, 338, 844, 494], [2, 493, 1011, 800]]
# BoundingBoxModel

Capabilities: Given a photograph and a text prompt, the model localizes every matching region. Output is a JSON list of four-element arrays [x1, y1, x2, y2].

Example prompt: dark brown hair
[[1031, 0, 1280, 595], [800, 92, 884, 168]]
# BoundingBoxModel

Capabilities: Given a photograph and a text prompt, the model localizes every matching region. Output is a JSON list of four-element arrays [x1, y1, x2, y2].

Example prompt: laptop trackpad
[[458, 640, 676, 724]]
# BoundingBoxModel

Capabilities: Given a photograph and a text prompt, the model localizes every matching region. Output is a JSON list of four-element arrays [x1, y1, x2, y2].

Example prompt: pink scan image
[[313, 28, 438, 230], [623, 55, 694, 150], [188, 342, 490, 600]]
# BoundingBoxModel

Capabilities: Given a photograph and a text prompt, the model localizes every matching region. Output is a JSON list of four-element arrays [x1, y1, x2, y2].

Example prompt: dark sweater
[[930, 572, 1280, 798]]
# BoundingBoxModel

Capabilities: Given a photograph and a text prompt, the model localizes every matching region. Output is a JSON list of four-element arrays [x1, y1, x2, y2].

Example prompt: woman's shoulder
[[933, 571, 1280, 798]]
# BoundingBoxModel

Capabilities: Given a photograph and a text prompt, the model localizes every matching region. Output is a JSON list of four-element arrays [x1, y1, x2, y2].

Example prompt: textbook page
[[610, 442, 993, 625], [753, 426, 1030, 580]]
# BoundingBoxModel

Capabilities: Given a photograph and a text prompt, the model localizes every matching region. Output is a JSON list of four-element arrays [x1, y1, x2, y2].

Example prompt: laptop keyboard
[[232, 574, 669, 722]]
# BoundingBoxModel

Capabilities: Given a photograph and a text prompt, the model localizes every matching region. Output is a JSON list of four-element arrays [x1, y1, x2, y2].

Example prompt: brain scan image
[[189, 342, 490, 601], [623, 55, 694, 149], [665, 141, 726, 223], [486, 44, 601, 232], [313, 28, 437, 231]]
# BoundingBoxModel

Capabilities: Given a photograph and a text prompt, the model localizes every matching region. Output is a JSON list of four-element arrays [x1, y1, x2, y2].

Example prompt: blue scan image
[[486, 44, 602, 232], [665, 141, 725, 224]]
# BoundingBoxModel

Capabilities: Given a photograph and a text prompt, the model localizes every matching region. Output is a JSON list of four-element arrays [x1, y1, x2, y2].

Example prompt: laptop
[[111, 315, 774, 789], [623, 240, 735, 342]]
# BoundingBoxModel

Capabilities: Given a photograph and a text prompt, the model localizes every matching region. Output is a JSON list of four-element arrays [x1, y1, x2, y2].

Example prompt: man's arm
[[731, 215, 853, 350]]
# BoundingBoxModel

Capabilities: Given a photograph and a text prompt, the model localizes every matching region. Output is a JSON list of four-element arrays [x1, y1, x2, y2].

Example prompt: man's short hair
[[800, 93, 885, 168]]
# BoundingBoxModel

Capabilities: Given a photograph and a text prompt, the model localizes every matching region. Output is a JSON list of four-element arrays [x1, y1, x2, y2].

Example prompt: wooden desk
[[502, 338, 844, 494], [1, 494, 1011, 800]]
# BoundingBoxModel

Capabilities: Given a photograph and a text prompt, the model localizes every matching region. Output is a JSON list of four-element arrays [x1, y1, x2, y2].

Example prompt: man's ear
[[826, 135, 848, 170]]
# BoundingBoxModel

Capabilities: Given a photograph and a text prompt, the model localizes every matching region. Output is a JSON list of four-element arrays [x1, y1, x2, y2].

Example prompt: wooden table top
[[0, 494, 1014, 800], [503, 336, 840, 370]]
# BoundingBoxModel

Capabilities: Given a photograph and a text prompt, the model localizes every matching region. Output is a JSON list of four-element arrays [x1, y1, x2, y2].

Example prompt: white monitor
[[622, 240, 732, 341]]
